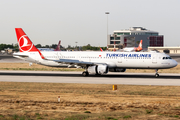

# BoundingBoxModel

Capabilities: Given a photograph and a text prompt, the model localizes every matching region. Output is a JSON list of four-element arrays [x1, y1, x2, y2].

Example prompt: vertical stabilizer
[[15, 28, 45, 59], [136, 40, 143, 51], [54, 40, 61, 51], [15, 28, 39, 52]]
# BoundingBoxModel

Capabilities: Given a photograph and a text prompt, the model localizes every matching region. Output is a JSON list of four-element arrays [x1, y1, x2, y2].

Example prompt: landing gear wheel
[[82, 71, 89, 76], [155, 69, 159, 78], [155, 69, 159, 77], [155, 73, 159, 78]]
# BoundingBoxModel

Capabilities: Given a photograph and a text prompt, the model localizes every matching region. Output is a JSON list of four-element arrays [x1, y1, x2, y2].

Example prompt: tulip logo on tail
[[19, 35, 33, 52]]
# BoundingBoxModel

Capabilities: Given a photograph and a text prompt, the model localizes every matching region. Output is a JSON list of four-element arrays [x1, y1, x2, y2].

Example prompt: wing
[[52, 58, 106, 68], [53, 59, 93, 67]]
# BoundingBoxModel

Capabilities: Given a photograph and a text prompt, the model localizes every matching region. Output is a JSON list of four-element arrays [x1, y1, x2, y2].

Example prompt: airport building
[[107, 27, 164, 50], [148, 47, 180, 54]]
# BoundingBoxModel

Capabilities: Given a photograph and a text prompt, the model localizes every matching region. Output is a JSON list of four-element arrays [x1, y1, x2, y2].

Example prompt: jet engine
[[87, 65, 108, 75], [109, 68, 126, 72]]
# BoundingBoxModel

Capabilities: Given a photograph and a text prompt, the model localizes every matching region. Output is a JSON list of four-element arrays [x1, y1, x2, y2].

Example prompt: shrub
[[84, 111, 91, 113], [106, 116, 118, 120], [37, 116, 43, 119], [13, 114, 19, 120], [123, 115, 131, 119], [146, 109, 153, 114], [174, 115, 179, 118], [35, 113, 40, 116]]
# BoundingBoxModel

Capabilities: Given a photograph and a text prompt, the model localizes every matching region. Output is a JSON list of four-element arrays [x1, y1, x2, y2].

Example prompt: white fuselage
[[13, 51, 178, 69], [123, 47, 135, 52]]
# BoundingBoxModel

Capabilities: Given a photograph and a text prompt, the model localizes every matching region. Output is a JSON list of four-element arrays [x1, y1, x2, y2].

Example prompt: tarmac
[[0, 71, 180, 86]]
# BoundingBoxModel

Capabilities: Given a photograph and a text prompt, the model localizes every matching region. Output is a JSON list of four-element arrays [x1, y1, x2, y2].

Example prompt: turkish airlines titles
[[106, 53, 151, 58]]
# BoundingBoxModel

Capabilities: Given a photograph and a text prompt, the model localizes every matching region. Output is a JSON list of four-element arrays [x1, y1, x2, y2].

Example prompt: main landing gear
[[82, 71, 89, 76], [155, 69, 159, 78]]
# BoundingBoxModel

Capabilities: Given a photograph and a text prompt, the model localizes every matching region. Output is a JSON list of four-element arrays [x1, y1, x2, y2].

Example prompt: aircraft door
[[89, 56, 91, 62], [118, 57, 122, 63], [77, 54, 80, 60], [152, 54, 157, 64]]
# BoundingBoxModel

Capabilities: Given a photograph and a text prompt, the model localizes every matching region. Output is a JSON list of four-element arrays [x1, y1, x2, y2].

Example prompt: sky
[[0, 0, 180, 47]]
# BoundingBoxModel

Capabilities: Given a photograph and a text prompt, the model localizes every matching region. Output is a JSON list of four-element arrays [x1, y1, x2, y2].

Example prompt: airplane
[[13, 28, 178, 77], [38, 40, 61, 51], [123, 40, 143, 52], [102, 40, 142, 52], [38, 48, 54, 51], [54, 40, 61, 51]]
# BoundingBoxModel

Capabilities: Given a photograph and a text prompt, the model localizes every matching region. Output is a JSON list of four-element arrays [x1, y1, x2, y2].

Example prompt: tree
[[35, 44, 42, 48], [0, 44, 13, 50], [45, 45, 50, 48], [51, 44, 57, 49], [13, 43, 19, 51]]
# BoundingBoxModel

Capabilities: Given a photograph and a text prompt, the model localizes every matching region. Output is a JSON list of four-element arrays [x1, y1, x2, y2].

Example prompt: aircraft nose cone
[[172, 60, 178, 67]]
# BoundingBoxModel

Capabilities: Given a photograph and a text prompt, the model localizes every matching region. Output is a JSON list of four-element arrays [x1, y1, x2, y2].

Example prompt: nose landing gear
[[155, 69, 159, 77]]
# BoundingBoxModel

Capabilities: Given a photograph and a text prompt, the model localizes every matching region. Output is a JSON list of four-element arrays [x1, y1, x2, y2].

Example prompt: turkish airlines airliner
[[123, 40, 143, 52], [100, 40, 142, 52], [13, 28, 178, 77]]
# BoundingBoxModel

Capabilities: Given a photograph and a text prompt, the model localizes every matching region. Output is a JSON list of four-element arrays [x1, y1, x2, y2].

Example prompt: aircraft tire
[[82, 71, 89, 76], [155, 73, 159, 78]]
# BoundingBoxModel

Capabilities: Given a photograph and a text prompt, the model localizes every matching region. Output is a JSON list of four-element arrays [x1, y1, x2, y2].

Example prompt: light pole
[[105, 12, 110, 49], [113, 34, 117, 51], [75, 42, 78, 51]]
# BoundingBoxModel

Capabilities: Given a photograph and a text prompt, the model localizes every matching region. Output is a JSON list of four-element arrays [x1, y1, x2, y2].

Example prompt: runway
[[0, 70, 180, 86]]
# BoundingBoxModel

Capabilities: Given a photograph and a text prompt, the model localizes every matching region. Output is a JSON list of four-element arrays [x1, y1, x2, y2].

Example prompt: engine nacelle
[[109, 68, 126, 72], [87, 65, 108, 75]]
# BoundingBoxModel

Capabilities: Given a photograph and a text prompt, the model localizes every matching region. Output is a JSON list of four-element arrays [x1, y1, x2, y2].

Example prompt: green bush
[[106, 116, 117, 120], [146, 109, 153, 114], [65, 115, 89, 120], [174, 115, 179, 118], [37, 116, 43, 119], [13, 114, 19, 120], [84, 111, 91, 113], [123, 115, 131, 119]]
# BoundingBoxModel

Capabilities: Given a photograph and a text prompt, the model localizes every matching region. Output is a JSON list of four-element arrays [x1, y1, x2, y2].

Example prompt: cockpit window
[[163, 57, 172, 59]]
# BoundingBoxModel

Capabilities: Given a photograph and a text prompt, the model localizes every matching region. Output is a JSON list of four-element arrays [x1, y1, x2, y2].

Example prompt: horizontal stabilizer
[[13, 53, 29, 58]]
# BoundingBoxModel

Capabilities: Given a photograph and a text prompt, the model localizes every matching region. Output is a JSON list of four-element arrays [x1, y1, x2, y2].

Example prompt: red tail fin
[[138, 40, 142, 48], [15, 28, 45, 59], [54, 40, 61, 51], [15, 28, 39, 52], [136, 40, 143, 51], [100, 48, 103, 52]]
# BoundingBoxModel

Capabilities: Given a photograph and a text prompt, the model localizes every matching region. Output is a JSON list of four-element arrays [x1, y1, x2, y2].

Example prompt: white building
[[108, 27, 163, 50]]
